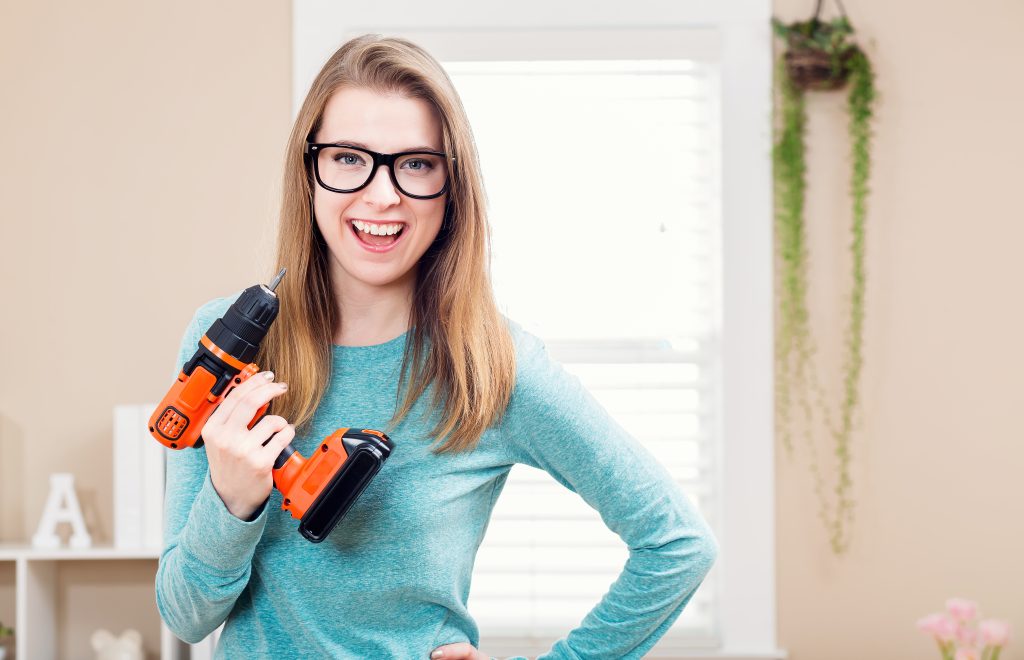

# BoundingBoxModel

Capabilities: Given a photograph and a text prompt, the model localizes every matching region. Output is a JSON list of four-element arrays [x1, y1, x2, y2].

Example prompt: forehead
[[316, 86, 442, 152]]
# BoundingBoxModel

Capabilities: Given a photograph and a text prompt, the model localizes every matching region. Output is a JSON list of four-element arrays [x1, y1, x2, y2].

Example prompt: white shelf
[[0, 542, 187, 660], [0, 405, 211, 660], [0, 544, 161, 562]]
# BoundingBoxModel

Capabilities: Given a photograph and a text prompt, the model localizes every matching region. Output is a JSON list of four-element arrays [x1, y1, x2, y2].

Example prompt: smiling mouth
[[348, 220, 406, 248]]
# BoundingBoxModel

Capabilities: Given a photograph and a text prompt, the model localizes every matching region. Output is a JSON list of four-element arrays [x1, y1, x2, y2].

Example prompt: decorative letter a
[[32, 473, 92, 549]]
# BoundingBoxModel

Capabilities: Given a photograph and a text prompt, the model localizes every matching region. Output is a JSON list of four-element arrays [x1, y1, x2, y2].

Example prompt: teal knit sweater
[[155, 293, 719, 659]]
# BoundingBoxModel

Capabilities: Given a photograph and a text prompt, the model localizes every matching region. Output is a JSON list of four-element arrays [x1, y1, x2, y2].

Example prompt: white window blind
[[445, 59, 722, 654]]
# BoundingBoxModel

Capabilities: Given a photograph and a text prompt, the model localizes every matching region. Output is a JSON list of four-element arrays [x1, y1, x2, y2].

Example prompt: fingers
[[212, 369, 276, 424], [259, 423, 296, 463], [223, 377, 289, 434], [248, 414, 290, 444]]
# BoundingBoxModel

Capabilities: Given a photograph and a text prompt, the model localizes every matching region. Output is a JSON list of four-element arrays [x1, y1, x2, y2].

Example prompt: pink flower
[[954, 648, 979, 660], [947, 598, 979, 622], [918, 613, 959, 642], [978, 619, 1011, 647], [955, 621, 977, 648]]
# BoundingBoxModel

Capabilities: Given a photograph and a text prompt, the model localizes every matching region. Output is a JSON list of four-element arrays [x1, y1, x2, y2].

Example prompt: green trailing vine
[[772, 8, 876, 554], [773, 55, 809, 459]]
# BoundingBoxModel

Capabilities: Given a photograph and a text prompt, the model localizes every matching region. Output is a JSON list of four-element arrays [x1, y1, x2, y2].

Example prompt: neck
[[330, 265, 416, 347]]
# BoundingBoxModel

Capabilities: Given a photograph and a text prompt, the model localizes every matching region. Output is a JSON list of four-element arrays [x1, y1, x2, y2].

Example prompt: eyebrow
[[324, 139, 441, 153]]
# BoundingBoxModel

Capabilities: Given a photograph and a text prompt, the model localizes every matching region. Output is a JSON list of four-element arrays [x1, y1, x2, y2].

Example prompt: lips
[[347, 219, 407, 253]]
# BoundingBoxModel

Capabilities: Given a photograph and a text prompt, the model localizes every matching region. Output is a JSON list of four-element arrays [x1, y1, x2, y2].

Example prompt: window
[[446, 59, 721, 655], [294, 4, 778, 656]]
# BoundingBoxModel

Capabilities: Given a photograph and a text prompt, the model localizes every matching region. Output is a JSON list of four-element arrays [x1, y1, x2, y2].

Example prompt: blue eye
[[400, 157, 438, 177], [333, 153, 365, 166]]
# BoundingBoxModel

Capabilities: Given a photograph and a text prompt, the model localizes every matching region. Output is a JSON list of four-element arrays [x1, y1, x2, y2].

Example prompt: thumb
[[430, 642, 480, 659]]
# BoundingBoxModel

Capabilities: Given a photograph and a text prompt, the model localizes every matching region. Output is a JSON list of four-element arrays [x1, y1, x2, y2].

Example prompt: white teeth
[[352, 220, 403, 236]]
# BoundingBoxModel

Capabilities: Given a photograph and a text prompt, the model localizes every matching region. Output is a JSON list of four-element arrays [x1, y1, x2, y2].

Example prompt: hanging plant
[[772, 0, 876, 554]]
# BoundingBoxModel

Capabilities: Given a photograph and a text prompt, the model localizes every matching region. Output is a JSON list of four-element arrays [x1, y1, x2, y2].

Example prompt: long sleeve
[[500, 326, 719, 659], [154, 309, 270, 644]]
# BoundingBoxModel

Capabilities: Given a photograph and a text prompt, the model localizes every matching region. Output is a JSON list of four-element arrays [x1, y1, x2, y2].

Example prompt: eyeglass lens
[[317, 146, 447, 197]]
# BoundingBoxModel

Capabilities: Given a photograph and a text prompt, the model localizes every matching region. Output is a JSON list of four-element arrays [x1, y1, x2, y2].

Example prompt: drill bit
[[268, 267, 287, 292]]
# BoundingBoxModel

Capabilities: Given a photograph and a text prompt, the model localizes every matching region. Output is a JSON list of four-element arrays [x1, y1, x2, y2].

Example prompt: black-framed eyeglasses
[[304, 141, 454, 200]]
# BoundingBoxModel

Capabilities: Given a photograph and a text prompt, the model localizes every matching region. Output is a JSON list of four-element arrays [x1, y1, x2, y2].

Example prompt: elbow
[[155, 561, 219, 644], [663, 523, 720, 587], [697, 525, 720, 578], [676, 501, 719, 581], [635, 523, 719, 582], [155, 584, 206, 644], [669, 527, 718, 603], [156, 595, 214, 644], [684, 515, 719, 577]]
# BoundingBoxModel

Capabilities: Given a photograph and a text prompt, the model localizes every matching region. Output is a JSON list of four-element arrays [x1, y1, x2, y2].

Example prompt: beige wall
[[1, 0, 1022, 658], [0, 1, 290, 656], [773, 0, 1024, 658]]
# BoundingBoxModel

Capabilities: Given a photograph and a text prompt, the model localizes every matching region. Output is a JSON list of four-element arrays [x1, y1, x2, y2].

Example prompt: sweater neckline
[[331, 329, 409, 359]]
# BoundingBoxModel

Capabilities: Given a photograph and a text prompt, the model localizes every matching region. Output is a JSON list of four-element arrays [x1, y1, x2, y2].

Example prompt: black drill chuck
[[204, 268, 286, 365]]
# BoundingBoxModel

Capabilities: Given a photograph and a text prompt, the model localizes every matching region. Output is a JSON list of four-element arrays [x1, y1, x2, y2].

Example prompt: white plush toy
[[90, 628, 143, 660]]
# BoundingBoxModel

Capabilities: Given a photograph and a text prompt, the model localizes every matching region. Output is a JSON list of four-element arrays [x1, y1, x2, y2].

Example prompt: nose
[[360, 163, 401, 208]]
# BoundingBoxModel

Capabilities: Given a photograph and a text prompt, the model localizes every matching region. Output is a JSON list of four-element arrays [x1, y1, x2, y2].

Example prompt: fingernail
[[279, 382, 288, 390], [431, 652, 443, 659], [263, 371, 275, 381]]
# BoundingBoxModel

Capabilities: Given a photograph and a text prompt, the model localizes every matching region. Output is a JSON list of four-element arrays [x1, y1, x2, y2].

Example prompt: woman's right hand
[[202, 370, 296, 520]]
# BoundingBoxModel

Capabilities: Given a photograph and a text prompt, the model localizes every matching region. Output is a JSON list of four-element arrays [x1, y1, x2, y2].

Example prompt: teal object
[[156, 293, 719, 659]]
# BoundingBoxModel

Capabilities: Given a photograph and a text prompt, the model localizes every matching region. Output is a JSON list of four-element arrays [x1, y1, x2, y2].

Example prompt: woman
[[156, 34, 718, 659]]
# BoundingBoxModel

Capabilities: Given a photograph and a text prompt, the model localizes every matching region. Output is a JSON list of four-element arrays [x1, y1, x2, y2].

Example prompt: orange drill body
[[150, 356, 265, 450]]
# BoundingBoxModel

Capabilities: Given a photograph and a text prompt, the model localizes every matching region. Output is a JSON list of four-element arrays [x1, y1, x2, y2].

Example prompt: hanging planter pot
[[778, 9, 861, 90], [772, 0, 876, 555]]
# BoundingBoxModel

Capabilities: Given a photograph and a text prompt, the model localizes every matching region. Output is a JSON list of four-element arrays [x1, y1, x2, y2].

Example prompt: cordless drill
[[149, 269, 394, 542]]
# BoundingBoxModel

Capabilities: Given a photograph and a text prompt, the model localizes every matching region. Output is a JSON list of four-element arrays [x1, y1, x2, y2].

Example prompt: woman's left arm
[[499, 330, 720, 660]]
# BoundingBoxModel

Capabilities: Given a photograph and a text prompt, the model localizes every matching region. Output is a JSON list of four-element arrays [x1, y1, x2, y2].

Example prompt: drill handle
[[149, 362, 267, 449]]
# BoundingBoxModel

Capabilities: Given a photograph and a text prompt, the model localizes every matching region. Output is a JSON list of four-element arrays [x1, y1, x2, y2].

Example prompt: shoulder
[[496, 316, 609, 463], [500, 315, 579, 410], [190, 289, 244, 329], [501, 315, 543, 361], [501, 315, 550, 381]]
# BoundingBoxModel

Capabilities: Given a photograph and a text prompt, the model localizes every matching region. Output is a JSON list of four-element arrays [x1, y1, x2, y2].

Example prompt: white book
[[113, 404, 144, 549], [141, 409, 165, 550]]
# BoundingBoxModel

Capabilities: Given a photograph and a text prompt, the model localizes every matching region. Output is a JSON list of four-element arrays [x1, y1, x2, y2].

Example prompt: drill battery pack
[[274, 428, 394, 542]]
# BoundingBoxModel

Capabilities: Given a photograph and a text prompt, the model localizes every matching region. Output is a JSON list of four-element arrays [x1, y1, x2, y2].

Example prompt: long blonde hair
[[256, 34, 515, 453]]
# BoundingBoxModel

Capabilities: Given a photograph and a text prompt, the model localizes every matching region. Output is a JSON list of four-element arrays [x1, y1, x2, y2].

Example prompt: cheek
[[313, 193, 350, 234], [411, 201, 446, 247], [420, 198, 447, 232]]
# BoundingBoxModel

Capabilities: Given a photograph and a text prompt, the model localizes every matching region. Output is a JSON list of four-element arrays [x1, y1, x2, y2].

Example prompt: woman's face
[[311, 86, 447, 293]]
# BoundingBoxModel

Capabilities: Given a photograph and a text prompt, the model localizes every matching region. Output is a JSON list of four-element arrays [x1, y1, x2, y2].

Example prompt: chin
[[342, 262, 415, 288]]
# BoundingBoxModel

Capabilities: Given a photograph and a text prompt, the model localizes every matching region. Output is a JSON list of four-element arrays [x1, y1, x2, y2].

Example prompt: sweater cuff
[[179, 471, 268, 574]]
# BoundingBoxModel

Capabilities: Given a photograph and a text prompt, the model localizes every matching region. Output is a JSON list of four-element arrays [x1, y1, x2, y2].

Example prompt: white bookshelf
[[0, 544, 191, 660], [0, 544, 161, 562], [0, 404, 218, 660]]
